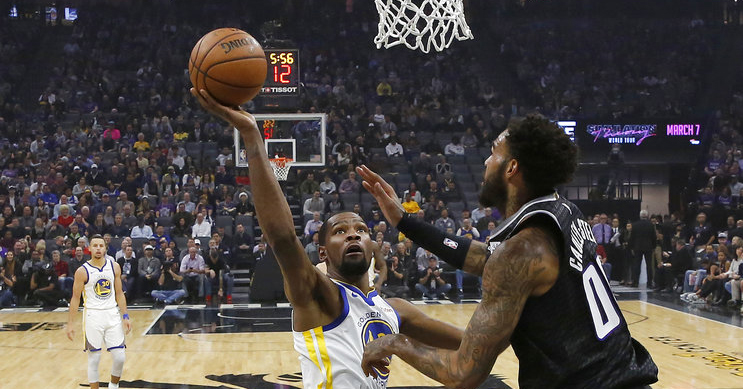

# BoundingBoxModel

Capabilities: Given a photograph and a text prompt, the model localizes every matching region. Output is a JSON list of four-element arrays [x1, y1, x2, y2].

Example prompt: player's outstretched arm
[[361, 227, 559, 389], [191, 89, 324, 309], [386, 298, 463, 350], [66, 266, 87, 341], [357, 165, 489, 276]]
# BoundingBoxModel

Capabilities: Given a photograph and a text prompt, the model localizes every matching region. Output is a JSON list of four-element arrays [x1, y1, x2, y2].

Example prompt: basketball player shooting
[[191, 88, 464, 389], [66, 235, 131, 389], [356, 115, 658, 388]]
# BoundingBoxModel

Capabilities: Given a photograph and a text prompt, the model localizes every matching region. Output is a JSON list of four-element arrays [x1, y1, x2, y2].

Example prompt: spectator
[[444, 136, 465, 155], [180, 246, 206, 303], [303, 191, 325, 216], [192, 212, 213, 238], [130, 216, 154, 239], [382, 256, 409, 299], [305, 232, 321, 265], [434, 208, 456, 231], [1, 251, 23, 307], [726, 246, 743, 307], [30, 262, 66, 307], [338, 171, 360, 194], [235, 192, 255, 216], [456, 218, 480, 241], [385, 137, 404, 157], [304, 212, 323, 239], [592, 213, 612, 250], [297, 172, 321, 197], [325, 192, 344, 217], [415, 256, 451, 300], [629, 210, 657, 288], [182, 192, 197, 214], [204, 244, 233, 305], [152, 257, 186, 306], [137, 245, 161, 299], [116, 246, 138, 298], [689, 212, 714, 248], [233, 223, 254, 270], [51, 250, 72, 297], [319, 175, 337, 194], [401, 193, 421, 214]]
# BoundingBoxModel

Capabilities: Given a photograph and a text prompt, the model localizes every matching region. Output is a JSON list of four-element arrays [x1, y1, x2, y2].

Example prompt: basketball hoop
[[269, 157, 293, 181], [374, 0, 474, 53]]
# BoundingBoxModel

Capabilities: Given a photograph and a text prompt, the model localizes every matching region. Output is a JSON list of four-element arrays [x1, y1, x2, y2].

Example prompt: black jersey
[[487, 194, 657, 389]]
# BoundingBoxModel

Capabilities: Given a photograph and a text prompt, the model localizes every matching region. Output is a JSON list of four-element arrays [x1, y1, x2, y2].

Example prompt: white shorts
[[84, 308, 125, 352]]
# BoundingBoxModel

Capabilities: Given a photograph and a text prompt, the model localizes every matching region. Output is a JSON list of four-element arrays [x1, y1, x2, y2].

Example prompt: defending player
[[66, 235, 131, 389], [357, 115, 658, 388], [191, 88, 463, 389]]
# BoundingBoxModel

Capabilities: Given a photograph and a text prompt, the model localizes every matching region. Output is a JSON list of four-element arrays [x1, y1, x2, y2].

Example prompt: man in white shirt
[[304, 212, 323, 239], [130, 217, 153, 239], [303, 191, 325, 216], [192, 212, 212, 238], [180, 246, 206, 303], [385, 137, 404, 157]]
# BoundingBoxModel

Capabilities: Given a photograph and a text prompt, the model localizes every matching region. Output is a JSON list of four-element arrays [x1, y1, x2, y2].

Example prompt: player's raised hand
[[356, 165, 405, 227], [190, 88, 258, 137], [361, 334, 394, 379]]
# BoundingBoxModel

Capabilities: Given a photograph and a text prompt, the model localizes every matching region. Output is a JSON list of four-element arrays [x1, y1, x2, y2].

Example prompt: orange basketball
[[189, 28, 267, 106]]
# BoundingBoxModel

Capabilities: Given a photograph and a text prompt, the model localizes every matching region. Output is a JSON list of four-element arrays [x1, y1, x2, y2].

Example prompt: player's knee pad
[[110, 348, 126, 377], [87, 351, 102, 383]]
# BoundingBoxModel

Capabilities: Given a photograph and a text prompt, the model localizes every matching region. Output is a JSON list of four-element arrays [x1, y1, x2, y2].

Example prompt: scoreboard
[[261, 49, 300, 96]]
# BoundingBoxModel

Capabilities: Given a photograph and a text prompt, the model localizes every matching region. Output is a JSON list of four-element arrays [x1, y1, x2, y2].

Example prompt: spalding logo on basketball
[[94, 278, 112, 298], [362, 319, 394, 380]]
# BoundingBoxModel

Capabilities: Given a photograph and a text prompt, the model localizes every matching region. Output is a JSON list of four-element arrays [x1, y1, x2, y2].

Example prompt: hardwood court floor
[[1, 300, 742, 388]]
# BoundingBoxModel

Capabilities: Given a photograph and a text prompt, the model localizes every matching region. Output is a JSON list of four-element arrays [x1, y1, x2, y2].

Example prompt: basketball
[[189, 28, 267, 106]]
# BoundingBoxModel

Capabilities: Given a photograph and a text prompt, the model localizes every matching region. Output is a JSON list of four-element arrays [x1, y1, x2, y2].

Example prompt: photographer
[[151, 259, 186, 306], [415, 256, 451, 300], [30, 262, 67, 307]]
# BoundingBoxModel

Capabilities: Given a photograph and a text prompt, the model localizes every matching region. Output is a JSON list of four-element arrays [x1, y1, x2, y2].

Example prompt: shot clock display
[[261, 49, 300, 96]]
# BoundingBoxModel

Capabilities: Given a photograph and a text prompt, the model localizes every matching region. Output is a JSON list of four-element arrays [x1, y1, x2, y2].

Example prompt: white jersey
[[293, 279, 400, 389], [82, 256, 118, 310]]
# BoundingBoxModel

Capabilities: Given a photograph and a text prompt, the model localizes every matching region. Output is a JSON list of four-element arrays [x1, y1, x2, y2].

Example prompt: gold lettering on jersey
[[650, 336, 743, 376], [569, 219, 595, 271]]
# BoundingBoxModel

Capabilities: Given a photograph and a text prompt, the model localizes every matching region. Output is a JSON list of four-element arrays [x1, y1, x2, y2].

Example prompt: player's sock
[[108, 382, 119, 389]]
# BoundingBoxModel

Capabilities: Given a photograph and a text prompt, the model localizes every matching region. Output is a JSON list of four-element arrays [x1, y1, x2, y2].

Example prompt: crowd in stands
[[0, 1, 735, 307]]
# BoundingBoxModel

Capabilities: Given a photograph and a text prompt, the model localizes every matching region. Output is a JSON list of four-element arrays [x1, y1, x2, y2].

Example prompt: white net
[[374, 0, 473, 53], [269, 158, 293, 181]]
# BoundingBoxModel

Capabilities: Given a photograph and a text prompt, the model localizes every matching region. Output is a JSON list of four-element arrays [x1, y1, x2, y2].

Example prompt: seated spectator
[[233, 223, 255, 270], [130, 216, 154, 239], [456, 218, 480, 241], [303, 191, 325, 216], [320, 175, 336, 194], [415, 256, 451, 300], [338, 171, 360, 194], [401, 193, 421, 214], [297, 172, 321, 197], [402, 182, 422, 204], [116, 246, 138, 298], [152, 258, 186, 306], [204, 244, 233, 305], [304, 212, 323, 240], [325, 192, 344, 217], [1, 251, 23, 307], [385, 137, 404, 157], [305, 233, 321, 265], [30, 262, 66, 307], [382, 255, 409, 299], [461, 128, 479, 149], [725, 246, 743, 307], [180, 246, 206, 303], [57, 206, 75, 228], [191, 212, 212, 239], [51, 250, 72, 297], [137, 245, 161, 299], [444, 136, 465, 155], [435, 208, 456, 231]]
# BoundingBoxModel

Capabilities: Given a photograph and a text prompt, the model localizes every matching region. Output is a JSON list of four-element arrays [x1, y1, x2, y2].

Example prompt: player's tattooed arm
[[461, 240, 489, 276], [362, 226, 559, 388]]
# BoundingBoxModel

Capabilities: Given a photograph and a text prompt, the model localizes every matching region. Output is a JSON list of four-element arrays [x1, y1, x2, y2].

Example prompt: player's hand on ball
[[361, 334, 396, 379], [65, 325, 75, 341], [356, 165, 405, 227], [190, 88, 258, 136]]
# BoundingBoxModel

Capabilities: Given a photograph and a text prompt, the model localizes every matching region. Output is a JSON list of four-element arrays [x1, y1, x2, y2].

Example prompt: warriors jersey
[[82, 256, 118, 310], [293, 280, 400, 389], [487, 194, 658, 388]]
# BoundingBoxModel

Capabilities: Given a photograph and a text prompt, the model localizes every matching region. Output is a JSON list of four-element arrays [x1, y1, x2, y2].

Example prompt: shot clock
[[261, 49, 300, 96]]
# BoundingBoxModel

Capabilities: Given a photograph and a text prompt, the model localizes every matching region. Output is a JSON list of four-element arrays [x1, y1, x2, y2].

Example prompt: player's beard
[[479, 162, 508, 213], [338, 255, 369, 278]]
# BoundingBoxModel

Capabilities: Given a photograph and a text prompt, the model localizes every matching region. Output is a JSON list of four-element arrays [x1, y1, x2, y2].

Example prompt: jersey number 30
[[582, 263, 621, 339]]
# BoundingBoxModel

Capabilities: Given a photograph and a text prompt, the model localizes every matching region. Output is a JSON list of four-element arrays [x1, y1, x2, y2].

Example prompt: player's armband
[[397, 213, 471, 269]]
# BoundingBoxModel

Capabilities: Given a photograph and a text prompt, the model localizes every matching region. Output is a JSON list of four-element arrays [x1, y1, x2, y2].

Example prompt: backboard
[[234, 113, 327, 167]]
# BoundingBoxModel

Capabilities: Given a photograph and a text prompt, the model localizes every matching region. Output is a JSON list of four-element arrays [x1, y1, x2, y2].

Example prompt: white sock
[[108, 382, 119, 389]]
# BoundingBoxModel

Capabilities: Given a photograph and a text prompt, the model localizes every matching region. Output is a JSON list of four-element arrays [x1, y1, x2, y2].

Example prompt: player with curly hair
[[358, 114, 658, 388]]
